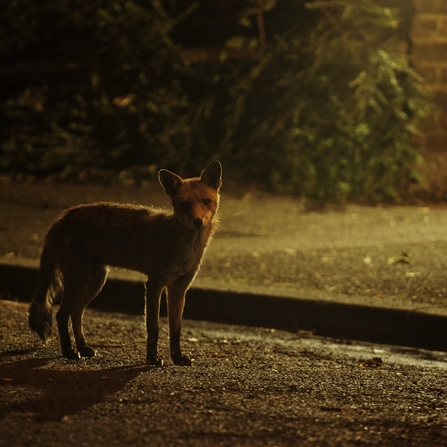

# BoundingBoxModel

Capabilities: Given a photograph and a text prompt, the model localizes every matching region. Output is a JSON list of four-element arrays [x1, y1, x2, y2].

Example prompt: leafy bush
[[221, 0, 428, 201], [0, 0, 207, 182], [0, 0, 429, 201]]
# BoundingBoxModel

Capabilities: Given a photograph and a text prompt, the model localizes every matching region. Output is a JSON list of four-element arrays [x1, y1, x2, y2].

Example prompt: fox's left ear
[[200, 160, 222, 190]]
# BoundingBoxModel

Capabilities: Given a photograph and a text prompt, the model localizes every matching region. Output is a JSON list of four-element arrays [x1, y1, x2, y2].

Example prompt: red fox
[[28, 160, 222, 366]]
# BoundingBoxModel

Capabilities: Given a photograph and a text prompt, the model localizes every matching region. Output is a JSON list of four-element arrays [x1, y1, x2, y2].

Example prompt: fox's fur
[[28, 160, 222, 365]]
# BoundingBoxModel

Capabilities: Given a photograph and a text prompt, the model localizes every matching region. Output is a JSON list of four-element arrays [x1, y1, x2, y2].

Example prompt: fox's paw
[[79, 346, 96, 358], [63, 348, 81, 360], [146, 355, 164, 367], [172, 354, 192, 366]]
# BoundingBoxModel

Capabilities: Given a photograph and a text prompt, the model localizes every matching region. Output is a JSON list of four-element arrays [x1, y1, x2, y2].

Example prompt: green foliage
[[0, 0, 429, 201], [221, 0, 428, 201], [0, 0, 206, 182]]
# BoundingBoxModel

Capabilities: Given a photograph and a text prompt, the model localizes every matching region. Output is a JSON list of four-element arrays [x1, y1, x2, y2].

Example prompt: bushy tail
[[28, 245, 61, 342]]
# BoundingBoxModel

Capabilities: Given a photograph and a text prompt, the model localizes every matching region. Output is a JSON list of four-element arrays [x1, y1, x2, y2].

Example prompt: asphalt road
[[1, 180, 447, 446], [1, 180, 447, 350], [1, 300, 447, 447]]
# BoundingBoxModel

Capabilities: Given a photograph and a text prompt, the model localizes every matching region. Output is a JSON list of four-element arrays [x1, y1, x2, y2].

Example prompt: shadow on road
[[0, 353, 148, 422]]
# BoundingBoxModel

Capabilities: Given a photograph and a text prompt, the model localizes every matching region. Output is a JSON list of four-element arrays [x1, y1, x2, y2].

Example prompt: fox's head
[[158, 160, 222, 230]]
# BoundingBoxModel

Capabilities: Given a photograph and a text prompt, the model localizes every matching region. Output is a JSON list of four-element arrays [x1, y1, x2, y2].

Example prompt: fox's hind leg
[[56, 270, 86, 359], [56, 263, 108, 359], [71, 265, 109, 358]]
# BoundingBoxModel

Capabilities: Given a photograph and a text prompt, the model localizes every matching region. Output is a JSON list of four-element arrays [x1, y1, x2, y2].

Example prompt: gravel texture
[[1, 300, 447, 447]]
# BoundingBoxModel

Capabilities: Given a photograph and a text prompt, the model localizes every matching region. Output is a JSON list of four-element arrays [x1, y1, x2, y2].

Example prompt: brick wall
[[411, 0, 447, 198]]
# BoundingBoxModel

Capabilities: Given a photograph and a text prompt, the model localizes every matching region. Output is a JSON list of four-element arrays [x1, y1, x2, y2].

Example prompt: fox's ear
[[200, 160, 222, 190], [159, 169, 183, 196]]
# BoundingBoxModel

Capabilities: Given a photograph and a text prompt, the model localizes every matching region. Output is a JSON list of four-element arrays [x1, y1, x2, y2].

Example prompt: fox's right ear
[[159, 169, 183, 197]]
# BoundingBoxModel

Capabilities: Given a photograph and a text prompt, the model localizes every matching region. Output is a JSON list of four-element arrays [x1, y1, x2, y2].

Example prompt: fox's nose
[[194, 218, 203, 229]]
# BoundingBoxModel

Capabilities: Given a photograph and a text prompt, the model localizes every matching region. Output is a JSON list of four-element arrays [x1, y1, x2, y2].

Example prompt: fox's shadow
[[0, 350, 148, 422]]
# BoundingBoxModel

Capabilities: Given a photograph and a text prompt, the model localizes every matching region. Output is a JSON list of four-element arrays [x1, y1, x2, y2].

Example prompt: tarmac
[[1, 179, 447, 353], [2, 179, 447, 446]]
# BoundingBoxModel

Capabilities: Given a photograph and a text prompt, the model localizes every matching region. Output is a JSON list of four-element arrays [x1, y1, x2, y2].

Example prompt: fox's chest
[[164, 239, 207, 279]]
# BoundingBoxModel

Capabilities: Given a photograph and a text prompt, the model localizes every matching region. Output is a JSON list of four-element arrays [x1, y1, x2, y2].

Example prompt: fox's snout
[[186, 211, 210, 230], [175, 203, 215, 230]]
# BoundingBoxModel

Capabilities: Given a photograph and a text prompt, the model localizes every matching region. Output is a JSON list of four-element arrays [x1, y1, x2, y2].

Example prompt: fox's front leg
[[145, 281, 164, 366], [167, 276, 193, 366]]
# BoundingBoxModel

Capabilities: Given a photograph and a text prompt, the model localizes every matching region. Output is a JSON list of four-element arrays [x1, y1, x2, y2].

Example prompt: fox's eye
[[203, 198, 211, 205]]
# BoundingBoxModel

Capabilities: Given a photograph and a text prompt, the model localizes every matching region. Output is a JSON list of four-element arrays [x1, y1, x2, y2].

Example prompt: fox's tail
[[28, 244, 61, 342]]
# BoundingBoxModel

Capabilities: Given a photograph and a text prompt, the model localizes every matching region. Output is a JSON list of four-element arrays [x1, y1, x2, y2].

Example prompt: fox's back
[[46, 202, 212, 278], [47, 203, 166, 271]]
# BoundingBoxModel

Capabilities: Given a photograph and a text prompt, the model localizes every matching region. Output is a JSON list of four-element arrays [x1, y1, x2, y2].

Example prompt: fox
[[28, 160, 222, 366]]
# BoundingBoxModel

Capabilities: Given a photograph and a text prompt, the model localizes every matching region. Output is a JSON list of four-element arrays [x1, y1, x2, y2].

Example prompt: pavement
[[1, 179, 447, 352], [2, 179, 447, 446]]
